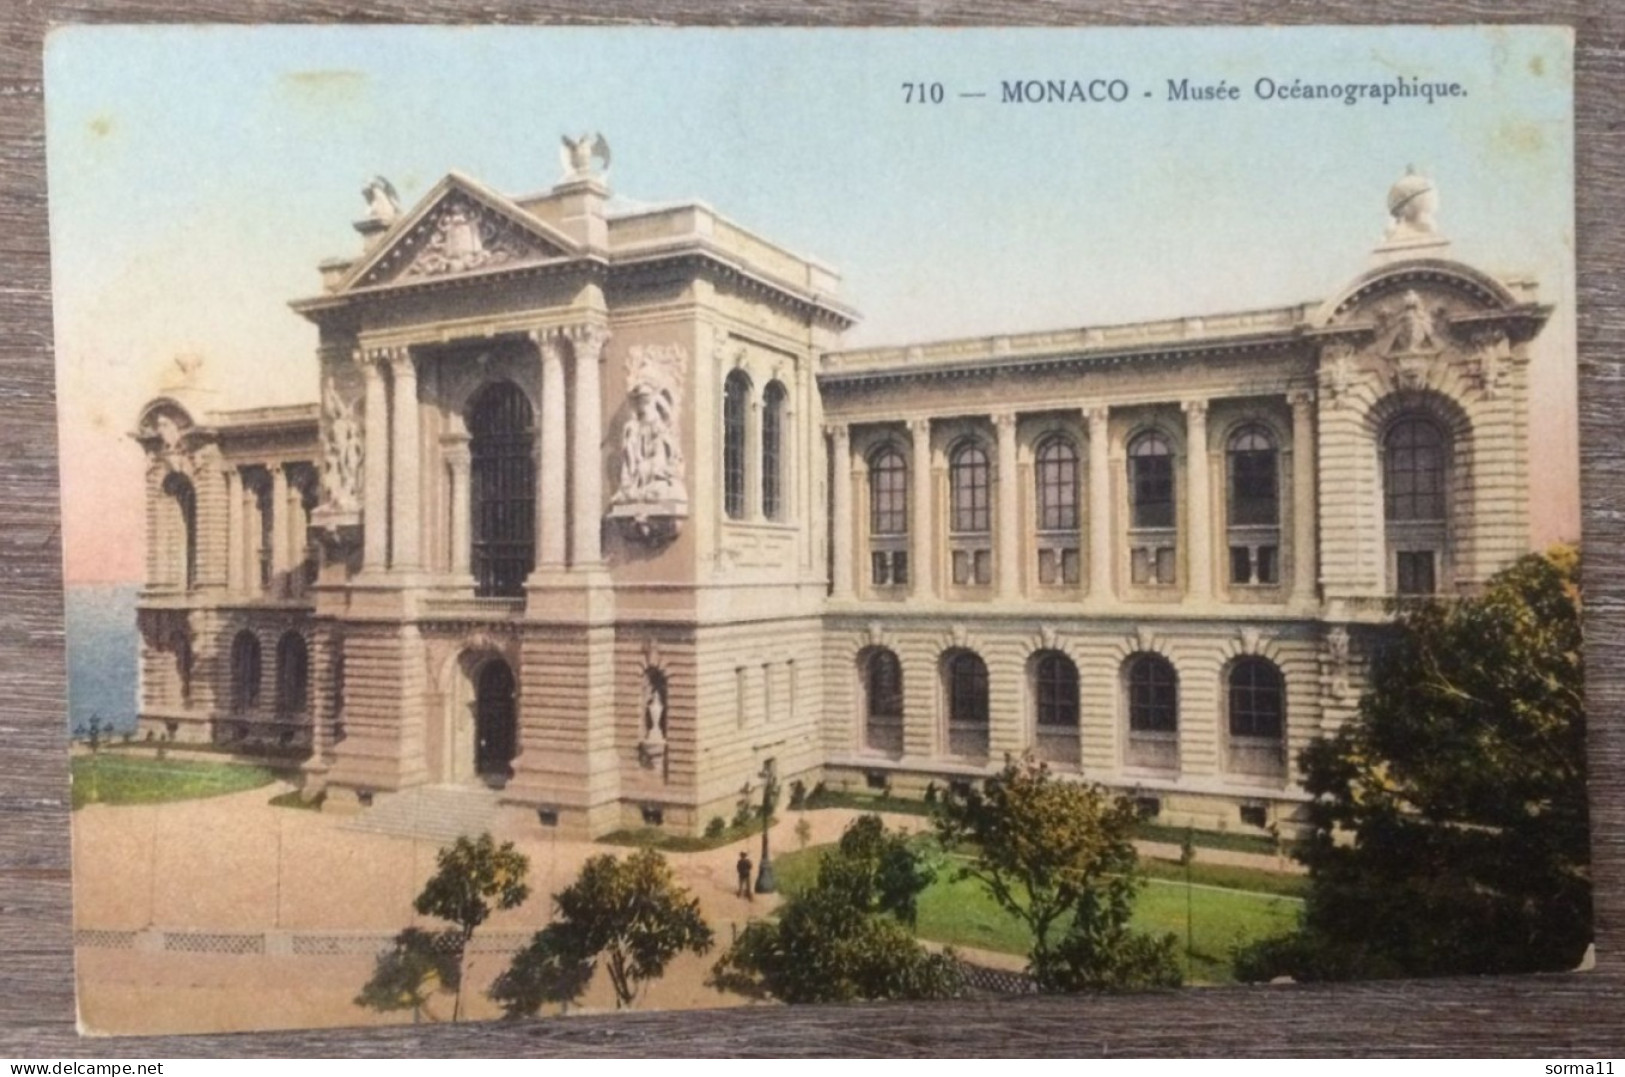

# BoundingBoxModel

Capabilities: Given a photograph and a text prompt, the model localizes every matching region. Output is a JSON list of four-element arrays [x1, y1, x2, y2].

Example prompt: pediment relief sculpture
[[358, 192, 564, 287]]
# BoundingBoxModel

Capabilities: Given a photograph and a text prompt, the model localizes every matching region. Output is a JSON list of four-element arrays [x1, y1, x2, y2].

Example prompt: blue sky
[[44, 25, 1576, 580]]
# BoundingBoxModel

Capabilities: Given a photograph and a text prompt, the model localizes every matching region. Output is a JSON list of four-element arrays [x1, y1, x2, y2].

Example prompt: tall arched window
[[761, 381, 787, 521], [1125, 653, 1178, 771], [1383, 416, 1448, 595], [868, 445, 909, 587], [275, 631, 309, 716], [468, 381, 535, 598], [723, 370, 751, 520], [161, 473, 198, 591], [1035, 436, 1080, 586], [230, 630, 262, 714], [949, 442, 992, 586], [1128, 431, 1176, 585], [1032, 650, 1079, 766], [945, 650, 989, 759], [861, 647, 904, 756], [1226, 426, 1280, 586], [1227, 656, 1286, 777]]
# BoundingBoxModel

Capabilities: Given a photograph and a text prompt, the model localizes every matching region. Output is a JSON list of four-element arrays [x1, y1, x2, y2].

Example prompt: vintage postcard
[[48, 25, 1584, 1035]]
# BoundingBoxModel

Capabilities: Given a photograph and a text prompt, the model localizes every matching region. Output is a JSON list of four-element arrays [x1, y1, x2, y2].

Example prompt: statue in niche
[[639, 668, 669, 773], [321, 380, 364, 513], [613, 344, 689, 509]]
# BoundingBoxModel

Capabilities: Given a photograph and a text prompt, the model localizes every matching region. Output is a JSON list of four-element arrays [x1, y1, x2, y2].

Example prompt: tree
[[413, 833, 531, 1020], [494, 847, 713, 1013], [1236, 548, 1590, 982], [708, 814, 963, 1004], [934, 754, 1180, 992], [354, 927, 463, 1024]]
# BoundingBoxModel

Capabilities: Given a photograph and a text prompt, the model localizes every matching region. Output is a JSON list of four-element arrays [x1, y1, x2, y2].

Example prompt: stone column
[[390, 350, 421, 571], [828, 424, 853, 598], [285, 469, 306, 587], [1183, 399, 1212, 600], [994, 412, 1020, 598], [362, 355, 389, 571], [225, 467, 244, 593], [1290, 389, 1319, 603], [1087, 407, 1113, 602], [269, 465, 291, 596], [909, 418, 934, 598], [446, 438, 472, 578], [535, 332, 568, 569], [571, 326, 609, 567]]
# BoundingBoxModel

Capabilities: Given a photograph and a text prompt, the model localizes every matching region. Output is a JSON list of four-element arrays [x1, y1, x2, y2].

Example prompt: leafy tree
[[1236, 548, 1590, 982], [708, 814, 963, 1004], [413, 833, 531, 1019], [354, 927, 462, 1023], [494, 847, 713, 1013], [934, 754, 1178, 992]]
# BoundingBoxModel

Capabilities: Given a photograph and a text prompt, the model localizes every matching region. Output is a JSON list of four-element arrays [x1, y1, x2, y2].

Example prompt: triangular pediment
[[341, 174, 578, 291]]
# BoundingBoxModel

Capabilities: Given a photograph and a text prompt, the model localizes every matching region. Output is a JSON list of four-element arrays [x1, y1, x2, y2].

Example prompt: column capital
[[907, 417, 932, 437], [1085, 405, 1110, 427], [1288, 388, 1317, 410], [530, 329, 569, 364], [992, 411, 1018, 433], [1181, 398, 1209, 422], [443, 444, 472, 470], [568, 322, 612, 361], [822, 421, 849, 442], [360, 344, 411, 369]]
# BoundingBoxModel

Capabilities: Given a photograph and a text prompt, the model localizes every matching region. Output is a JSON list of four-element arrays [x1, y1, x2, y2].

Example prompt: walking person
[[736, 850, 754, 900]]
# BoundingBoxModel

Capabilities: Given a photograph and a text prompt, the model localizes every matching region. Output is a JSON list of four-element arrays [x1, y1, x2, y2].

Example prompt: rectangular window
[[872, 551, 891, 586], [892, 550, 909, 585], [1038, 548, 1057, 585], [1038, 545, 1080, 586], [953, 549, 970, 586], [1155, 546, 1177, 585], [1131, 456, 1175, 529], [974, 549, 992, 586], [1256, 545, 1278, 584], [1062, 548, 1080, 585], [1230, 545, 1252, 584], [1131, 547, 1151, 585], [1397, 550, 1436, 595]]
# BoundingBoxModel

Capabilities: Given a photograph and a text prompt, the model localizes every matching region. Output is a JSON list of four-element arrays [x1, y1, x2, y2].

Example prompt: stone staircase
[[338, 784, 502, 845]]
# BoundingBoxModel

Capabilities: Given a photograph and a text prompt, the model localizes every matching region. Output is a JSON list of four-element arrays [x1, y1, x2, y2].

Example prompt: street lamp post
[[755, 758, 778, 894]]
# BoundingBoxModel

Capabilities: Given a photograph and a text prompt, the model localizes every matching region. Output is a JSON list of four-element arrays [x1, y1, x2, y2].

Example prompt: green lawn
[[772, 844, 1302, 984], [71, 753, 279, 810]]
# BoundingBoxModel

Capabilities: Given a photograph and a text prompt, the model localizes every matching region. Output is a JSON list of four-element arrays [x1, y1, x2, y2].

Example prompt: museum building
[[131, 145, 1553, 838]]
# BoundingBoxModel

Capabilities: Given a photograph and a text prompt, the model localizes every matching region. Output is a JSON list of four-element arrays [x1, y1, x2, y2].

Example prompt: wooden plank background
[[1, 2, 1618, 1057]]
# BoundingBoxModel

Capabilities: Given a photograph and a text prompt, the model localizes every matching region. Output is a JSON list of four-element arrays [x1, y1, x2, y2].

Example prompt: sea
[[65, 583, 140, 736]]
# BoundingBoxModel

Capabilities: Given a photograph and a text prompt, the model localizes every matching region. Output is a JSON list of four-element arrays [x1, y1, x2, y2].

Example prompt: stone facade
[[133, 154, 1552, 839]]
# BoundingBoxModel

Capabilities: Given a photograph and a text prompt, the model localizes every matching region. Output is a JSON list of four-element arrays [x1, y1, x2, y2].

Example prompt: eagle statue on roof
[[560, 133, 611, 180]]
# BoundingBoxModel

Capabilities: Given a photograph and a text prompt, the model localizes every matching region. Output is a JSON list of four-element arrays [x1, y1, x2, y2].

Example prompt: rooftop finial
[[1386, 164, 1439, 239], [560, 133, 611, 181]]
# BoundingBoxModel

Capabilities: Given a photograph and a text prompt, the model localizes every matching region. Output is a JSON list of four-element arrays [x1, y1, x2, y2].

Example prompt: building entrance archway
[[474, 658, 517, 783]]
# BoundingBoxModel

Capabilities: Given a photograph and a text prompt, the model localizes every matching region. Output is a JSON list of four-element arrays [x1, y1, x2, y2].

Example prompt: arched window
[[945, 650, 989, 759], [1127, 431, 1176, 585], [468, 381, 535, 598], [230, 630, 262, 714], [1227, 657, 1286, 776], [1125, 653, 1178, 771], [1384, 417, 1446, 522], [1033, 650, 1079, 766], [1227, 426, 1280, 586], [161, 473, 198, 590], [1383, 416, 1448, 595], [761, 380, 787, 521], [275, 632, 309, 716], [949, 442, 992, 586], [1035, 437, 1080, 586], [723, 371, 751, 520], [862, 648, 904, 756], [868, 445, 909, 587]]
